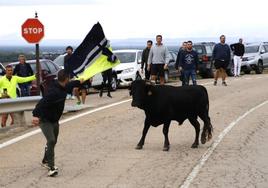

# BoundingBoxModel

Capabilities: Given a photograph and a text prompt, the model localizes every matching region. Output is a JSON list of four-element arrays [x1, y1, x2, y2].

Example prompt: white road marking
[[178, 100, 268, 188], [0, 99, 132, 149]]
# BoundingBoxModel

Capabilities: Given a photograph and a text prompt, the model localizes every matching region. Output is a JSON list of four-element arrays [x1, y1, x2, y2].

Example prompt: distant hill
[[1, 37, 267, 47]]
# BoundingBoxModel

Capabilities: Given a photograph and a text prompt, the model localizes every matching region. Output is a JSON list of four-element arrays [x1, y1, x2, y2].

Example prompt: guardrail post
[[13, 112, 26, 127], [0, 96, 41, 129]]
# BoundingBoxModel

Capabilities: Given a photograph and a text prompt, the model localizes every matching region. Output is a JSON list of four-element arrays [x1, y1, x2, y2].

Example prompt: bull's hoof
[[207, 133, 212, 141], [163, 146, 170, 151], [201, 131, 207, 144], [135, 145, 143, 150], [191, 143, 198, 148]]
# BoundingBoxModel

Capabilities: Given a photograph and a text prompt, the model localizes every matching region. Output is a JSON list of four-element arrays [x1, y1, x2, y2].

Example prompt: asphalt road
[[0, 74, 268, 188]]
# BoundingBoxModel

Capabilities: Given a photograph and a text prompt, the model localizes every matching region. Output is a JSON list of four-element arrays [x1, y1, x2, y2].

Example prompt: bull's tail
[[200, 85, 209, 112], [200, 85, 213, 144]]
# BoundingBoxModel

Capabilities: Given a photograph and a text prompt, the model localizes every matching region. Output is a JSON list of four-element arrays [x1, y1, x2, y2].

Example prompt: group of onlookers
[[0, 45, 114, 127], [141, 34, 245, 86], [0, 55, 36, 127], [0, 34, 246, 127]]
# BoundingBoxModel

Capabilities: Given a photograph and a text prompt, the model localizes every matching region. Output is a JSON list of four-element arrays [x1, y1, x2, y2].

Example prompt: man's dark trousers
[[40, 120, 59, 168]]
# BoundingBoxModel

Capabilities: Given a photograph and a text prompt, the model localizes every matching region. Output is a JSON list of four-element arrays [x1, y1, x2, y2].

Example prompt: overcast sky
[[0, 0, 267, 45]]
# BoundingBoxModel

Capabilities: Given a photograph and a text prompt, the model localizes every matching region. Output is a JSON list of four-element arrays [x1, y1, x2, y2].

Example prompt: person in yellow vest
[[0, 65, 36, 127]]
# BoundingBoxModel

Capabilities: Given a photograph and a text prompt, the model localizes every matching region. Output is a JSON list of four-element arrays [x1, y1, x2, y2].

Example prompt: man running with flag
[[33, 23, 120, 177]]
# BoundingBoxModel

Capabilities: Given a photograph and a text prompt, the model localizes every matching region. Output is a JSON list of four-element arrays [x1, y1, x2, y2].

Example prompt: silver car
[[241, 42, 268, 74]]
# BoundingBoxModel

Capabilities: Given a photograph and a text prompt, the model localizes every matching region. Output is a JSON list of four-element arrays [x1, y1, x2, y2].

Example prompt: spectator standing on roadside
[[32, 69, 83, 177], [179, 41, 199, 85], [212, 35, 231, 86], [175, 41, 187, 85], [13, 54, 34, 96], [0, 65, 36, 127], [230, 38, 245, 77], [141, 40, 153, 80], [63, 46, 75, 100], [64, 45, 89, 106], [0, 88, 14, 127], [99, 68, 113, 98], [147, 35, 170, 85], [73, 80, 90, 106]]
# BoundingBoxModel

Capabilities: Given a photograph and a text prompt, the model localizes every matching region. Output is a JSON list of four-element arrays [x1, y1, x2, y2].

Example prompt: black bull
[[129, 80, 213, 151]]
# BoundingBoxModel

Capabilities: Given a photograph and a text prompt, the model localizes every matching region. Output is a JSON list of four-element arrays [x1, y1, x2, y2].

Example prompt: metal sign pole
[[35, 12, 41, 95]]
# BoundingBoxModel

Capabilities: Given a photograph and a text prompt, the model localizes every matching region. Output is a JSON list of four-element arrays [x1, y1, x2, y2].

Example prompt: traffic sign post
[[21, 12, 44, 95]]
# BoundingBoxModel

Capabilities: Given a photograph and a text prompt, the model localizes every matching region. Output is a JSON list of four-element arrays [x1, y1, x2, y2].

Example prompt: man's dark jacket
[[13, 63, 33, 77], [141, 47, 150, 70], [230, 43, 245, 56], [33, 80, 80, 122]]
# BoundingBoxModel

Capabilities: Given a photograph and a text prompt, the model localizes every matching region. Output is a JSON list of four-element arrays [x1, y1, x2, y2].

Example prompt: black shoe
[[222, 82, 227, 86], [107, 93, 112, 98], [213, 81, 217, 86], [41, 161, 58, 170], [48, 167, 58, 177]]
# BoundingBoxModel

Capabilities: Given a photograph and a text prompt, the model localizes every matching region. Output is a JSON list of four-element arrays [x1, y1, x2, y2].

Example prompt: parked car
[[0, 63, 5, 76], [192, 42, 215, 78], [113, 49, 145, 86], [53, 54, 118, 91], [241, 42, 268, 74], [8, 59, 61, 96], [163, 51, 178, 82]]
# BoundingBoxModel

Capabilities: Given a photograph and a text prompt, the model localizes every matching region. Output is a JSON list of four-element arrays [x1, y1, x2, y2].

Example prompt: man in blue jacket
[[212, 35, 231, 86], [179, 41, 199, 85]]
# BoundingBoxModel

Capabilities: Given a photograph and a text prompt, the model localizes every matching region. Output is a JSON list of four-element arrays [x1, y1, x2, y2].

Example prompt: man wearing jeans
[[141, 40, 153, 80], [32, 70, 81, 177], [179, 41, 199, 85], [175, 41, 187, 85], [230, 38, 245, 77]]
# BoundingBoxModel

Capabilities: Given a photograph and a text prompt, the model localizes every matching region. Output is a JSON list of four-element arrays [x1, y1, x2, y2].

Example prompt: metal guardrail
[[0, 96, 41, 114]]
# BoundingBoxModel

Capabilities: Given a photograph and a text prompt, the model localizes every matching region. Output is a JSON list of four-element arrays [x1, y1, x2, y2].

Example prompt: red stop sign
[[22, 18, 44, 43]]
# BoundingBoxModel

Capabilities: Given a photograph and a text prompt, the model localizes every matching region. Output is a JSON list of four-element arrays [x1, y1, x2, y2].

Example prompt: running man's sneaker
[[71, 95, 76, 100], [41, 161, 58, 170], [48, 167, 58, 177], [222, 81, 227, 86]]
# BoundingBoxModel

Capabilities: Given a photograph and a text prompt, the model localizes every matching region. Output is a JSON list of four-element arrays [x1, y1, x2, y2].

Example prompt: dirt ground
[[0, 74, 268, 188]]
